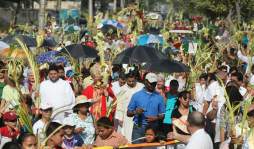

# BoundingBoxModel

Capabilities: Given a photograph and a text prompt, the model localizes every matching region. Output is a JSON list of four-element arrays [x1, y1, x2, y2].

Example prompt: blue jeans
[[132, 124, 146, 144]]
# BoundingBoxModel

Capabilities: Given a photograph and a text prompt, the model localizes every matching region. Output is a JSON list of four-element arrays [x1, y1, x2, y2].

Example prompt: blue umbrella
[[101, 19, 125, 29], [37, 51, 68, 65], [137, 34, 164, 46]]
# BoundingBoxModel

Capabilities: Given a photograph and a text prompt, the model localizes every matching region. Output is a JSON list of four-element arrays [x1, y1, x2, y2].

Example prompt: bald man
[[185, 112, 213, 149]]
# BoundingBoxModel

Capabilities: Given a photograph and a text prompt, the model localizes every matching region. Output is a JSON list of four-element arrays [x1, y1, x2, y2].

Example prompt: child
[[62, 118, 84, 149], [0, 111, 20, 148], [33, 103, 53, 142], [144, 125, 159, 143]]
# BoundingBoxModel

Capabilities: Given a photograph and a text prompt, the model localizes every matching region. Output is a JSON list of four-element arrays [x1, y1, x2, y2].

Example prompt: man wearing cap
[[0, 111, 19, 148], [127, 73, 165, 143], [33, 103, 53, 142], [39, 64, 75, 123]]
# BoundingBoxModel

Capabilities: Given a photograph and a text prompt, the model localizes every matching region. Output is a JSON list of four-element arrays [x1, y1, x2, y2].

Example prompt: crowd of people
[[0, 5, 254, 149]]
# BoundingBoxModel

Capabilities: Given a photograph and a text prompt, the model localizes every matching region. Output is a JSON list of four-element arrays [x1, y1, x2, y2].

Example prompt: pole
[[120, 0, 125, 8], [88, 0, 93, 25], [38, 0, 46, 30], [113, 0, 117, 12]]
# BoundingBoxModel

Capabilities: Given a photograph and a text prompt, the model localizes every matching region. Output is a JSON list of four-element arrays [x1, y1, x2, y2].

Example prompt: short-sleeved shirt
[[1, 85, 20, 110], [163, 93, 177, 124], [94, 131, 128, 148], [67, 113, 95, 145], [127, 89, 165, 126]]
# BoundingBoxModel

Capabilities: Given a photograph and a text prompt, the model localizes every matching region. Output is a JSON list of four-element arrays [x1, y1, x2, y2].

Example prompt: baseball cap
[[63, 117, 75, 127], [40, 103, 53, 110], [3, 111, 17, 122], [145, 73, 158, 83]]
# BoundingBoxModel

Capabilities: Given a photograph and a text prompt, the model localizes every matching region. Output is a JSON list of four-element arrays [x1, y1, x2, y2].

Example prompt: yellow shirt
[[1, 85, 20, 109]]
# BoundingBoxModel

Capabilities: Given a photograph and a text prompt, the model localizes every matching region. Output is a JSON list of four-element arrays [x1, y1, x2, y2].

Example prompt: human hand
[[75, 127, 85, 133], [231, 135, 243, 145], [135, 108, 144, 115], [211, 99, 218, 110], [146, 116, 158, 122]]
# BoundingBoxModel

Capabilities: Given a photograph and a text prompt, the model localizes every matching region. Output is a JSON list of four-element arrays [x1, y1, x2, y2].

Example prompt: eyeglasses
[[182, 96, 191, 101]]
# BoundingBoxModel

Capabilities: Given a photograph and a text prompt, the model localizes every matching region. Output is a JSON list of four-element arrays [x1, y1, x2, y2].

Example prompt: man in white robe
[[114, 72, 144, 142], [39, 65, 75, 123]]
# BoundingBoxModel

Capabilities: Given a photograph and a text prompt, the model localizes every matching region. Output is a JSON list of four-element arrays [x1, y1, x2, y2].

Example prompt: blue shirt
[[163, 93, 177, 124], [127, 89, 165, 126]]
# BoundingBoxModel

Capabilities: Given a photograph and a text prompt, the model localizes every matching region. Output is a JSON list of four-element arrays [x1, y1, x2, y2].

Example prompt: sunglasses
[[182, 96, 191, 101]]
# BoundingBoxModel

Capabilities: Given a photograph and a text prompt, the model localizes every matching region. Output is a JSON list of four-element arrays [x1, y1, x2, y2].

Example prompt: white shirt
[[33, 120, 47, 142], [39, 79, 75, 122], [250, 75, 254, 85], [205, 81, 225, 143], [193, 83, 206, 112], [112, 81, 122, 95], [185, 129, 213, 149]]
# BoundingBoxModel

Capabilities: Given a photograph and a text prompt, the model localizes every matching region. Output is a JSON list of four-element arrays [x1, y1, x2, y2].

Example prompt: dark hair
[[170, 80, 179, 91], [18, 133, 36, 145], [2, 142, 21, 149], [126, 71, 136, 79], [218, 65, 228, 72], [199, 73, 208, 80], [57, 65, 64, 72], [46, 122, 62, 137], [226, 85, 243, 106], [247, 109, 254, 117], [178, 90, 190, 98], [96, 117, 114, 129], [118, 72, 126, 80], [48, 64, 59, 72], [231, 72, 243, 82], [208, 73, 217, 82], [187, 111, 205, 128]]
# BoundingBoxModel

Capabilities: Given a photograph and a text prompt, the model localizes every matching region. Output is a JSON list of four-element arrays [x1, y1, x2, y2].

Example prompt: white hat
[[40, 103, 53, 110], [73, 95, 93, 108], [145, 73, 158, 83], [62, 117, 75, 127]]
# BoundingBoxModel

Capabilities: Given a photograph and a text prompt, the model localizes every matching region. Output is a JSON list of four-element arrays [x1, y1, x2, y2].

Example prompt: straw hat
[[172, 115, 189, 134], [73, 95, 93, 109]]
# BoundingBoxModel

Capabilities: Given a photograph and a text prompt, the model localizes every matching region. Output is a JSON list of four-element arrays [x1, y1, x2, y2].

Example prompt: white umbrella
[[169, 30, 193, 34], [0, 41, 9, 51]]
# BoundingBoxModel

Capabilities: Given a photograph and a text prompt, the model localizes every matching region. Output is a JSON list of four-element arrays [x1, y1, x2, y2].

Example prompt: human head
[[145, 125, 157, 143], [73, 95, 92, 115], [57, 65, 65, 80], [96, 117, 114, 140], [144, 73, 158, 92], [48, 64, 59, 82], [3, 111, 18, 127], [126, 71, 137, 88], [231, 72, 243, 86], [40, 106, 53, 121], [170, 80, 179, 94], [0, 69, 5, 79], [247, 109, 254, 128], [156, 74, 165, 90], [187, 111, 205, 134], [63, 118, 75, 137], [2, 142, 21, 149], [178, 91, 191, 108], [199, 73, 208, 85], [118, 72, 126, 87], [226, 85, 243, 107], [18, 133, 37, 149], [46, 122, 64, 147]]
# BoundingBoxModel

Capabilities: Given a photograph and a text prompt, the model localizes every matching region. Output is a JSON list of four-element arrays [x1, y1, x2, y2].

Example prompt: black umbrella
[[113, 46, 167, 64], [42, 37, 58, 47], [60, 44, 98, 59], [2, 35, 36, 47], [144, 59, 190, 73]]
